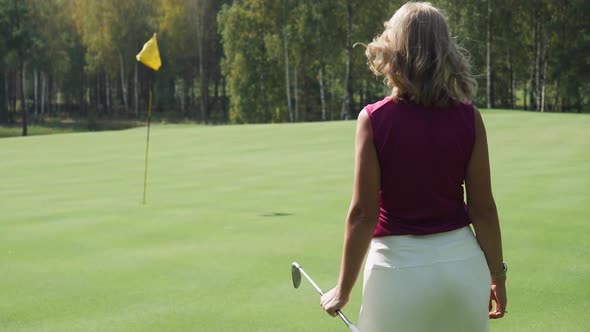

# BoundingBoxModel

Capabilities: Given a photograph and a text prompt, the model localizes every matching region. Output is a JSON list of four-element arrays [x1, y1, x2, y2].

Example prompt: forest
[[1, 0, 588, 135]]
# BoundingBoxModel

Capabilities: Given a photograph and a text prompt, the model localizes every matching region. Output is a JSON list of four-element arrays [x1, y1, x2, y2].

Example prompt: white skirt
[[358, 226, 490, 332]]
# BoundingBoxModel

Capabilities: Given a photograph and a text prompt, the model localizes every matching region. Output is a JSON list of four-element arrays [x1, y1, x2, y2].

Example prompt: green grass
[[1, 110, 589, 331]]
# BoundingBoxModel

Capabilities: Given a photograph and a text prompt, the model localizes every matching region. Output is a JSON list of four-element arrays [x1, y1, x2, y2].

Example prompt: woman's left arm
[[321, 109, 381, 317]]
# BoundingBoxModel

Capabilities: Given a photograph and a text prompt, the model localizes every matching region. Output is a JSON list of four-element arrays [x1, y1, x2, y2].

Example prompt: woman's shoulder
[[454, 100, 476, 112], [364, 96, 395, 116]]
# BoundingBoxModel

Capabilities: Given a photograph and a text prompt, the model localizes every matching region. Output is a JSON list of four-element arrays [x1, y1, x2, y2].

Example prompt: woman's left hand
[[320, 287, 349, 317]]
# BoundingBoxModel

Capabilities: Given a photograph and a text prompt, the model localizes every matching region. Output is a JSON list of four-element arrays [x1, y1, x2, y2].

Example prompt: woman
[[320, 2, 507, 331]]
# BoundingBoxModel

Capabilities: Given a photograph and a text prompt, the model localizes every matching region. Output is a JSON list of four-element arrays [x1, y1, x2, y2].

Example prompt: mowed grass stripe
[[1, 111, 589, 331]]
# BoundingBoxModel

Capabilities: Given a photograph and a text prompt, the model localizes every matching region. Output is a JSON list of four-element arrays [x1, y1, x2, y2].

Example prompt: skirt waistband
[[368, 226, 482, 269]]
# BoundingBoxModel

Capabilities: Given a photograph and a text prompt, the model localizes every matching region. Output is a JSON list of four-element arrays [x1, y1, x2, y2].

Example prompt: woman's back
[[365, 97, 475, 236]]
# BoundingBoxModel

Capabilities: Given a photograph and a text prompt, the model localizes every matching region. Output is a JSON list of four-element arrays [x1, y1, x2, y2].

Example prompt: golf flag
[[137, 33, 161, 205], [136, 34, 161, 71]]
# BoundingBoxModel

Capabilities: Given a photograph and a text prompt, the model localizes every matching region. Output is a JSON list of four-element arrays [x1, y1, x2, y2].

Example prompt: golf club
[[291, 262, 360, 332]]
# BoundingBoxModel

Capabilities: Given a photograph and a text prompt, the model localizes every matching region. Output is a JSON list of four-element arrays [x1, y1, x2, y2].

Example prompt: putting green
[[0, 110, 588, 331]]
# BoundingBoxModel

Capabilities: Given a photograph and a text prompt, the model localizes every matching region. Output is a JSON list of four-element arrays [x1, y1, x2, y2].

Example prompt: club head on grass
[[290, 261, 359, 332], [291, 262, 302, 289]]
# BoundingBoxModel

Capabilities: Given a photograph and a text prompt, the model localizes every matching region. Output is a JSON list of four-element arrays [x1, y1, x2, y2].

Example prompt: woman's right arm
[[465, 109, 507, 319]]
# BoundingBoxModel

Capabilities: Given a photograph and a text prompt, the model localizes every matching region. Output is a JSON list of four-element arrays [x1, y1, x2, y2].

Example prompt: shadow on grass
[[0, 117, 144, 138], [0, 112, 226, 138], [260, 212, 294, 217]]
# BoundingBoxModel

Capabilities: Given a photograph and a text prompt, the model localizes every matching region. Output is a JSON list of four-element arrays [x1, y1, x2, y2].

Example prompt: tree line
[[0, 0, 588, 135]]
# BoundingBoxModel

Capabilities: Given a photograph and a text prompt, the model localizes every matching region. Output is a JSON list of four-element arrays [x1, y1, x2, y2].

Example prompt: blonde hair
[[365, 2, 477, 107]]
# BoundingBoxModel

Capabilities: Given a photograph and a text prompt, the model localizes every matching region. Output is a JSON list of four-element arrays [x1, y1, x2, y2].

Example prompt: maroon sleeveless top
[[364, 97, 475, 237]]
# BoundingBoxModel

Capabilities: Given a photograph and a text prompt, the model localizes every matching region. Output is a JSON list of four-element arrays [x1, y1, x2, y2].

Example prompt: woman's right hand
[[489, 279, 507, 319]]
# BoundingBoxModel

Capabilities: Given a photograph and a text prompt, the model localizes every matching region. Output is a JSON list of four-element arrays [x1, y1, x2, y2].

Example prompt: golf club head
[[291, 262, 302, 289], [291, 262, 360, 331]]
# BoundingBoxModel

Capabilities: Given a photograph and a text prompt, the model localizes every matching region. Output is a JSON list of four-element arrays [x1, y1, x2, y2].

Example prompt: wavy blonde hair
[[365, 2, 477, 107]]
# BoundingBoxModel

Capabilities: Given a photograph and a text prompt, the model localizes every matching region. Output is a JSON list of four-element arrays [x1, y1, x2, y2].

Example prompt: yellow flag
[[136, 33, 161, 71]]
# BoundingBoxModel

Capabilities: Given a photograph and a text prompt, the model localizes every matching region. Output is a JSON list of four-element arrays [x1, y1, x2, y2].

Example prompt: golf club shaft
[[297, 267, 358, 331], [297, 267, 324, 295]]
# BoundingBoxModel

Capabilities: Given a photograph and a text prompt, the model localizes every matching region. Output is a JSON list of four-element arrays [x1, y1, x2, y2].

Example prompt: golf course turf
[[1, 110, 589, 331]]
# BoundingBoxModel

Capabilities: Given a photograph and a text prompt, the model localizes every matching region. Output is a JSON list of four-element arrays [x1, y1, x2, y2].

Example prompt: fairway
[[1, 111, 589, 332]]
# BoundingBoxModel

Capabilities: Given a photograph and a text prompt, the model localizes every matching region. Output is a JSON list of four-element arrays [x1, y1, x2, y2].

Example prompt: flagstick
[[142, 71, 154, 205]]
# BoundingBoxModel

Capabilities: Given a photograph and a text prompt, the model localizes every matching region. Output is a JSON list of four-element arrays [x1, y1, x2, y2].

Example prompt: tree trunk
[[214, 73, 219, 109], [551, 80, 560, 112], [80, 70, 86, 116], [222, 75, 228, 123], [486, 0, 493, 109], [538, 24, 548, 113], [119, 52, 129, 113], [96, 72, 101, 112], [49, 74, 54, 114], [85, 87, 90, 115], [10, 70, 17, 123], [540, 59, 547, 112], [360, 80, 366, 110], [199, 53, 209, 123], [179, 79, 186, 115], [41, 72, 46, 115], [341, 2, 353, 120], [45, 73, 49, 114], [34, 69, 38, 116], [319, 66, 326, 121], [3, 71, 8, 122], [294, 66, 299, 122], [299, 60, 307, 122], [260, 70, 269, 122], [330, 70, 336, 120], [20, 57, 27, 136], [283, 32, 293, 122], [198, 6, 208, 123], [529, 10, 538, 111], [134, 61, 139, 116], [523, 80, 527, 110], [508, 49, 515, 109], [106, 72, 111, 113]]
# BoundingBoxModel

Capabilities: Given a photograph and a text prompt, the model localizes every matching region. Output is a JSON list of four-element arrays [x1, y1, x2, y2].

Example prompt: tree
[[1, 0, 37, 135], [218, 0, 285, 123], [158, 0, 225, 122]]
